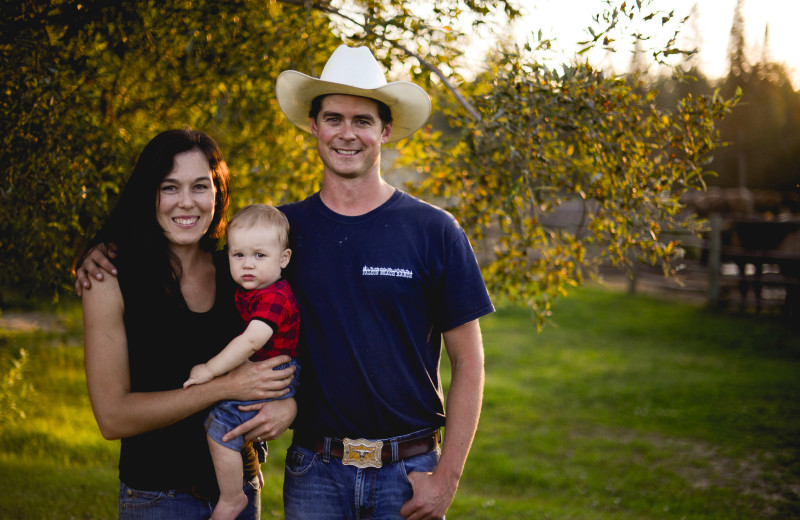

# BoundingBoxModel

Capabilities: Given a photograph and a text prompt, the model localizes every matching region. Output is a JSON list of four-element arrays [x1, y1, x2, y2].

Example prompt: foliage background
[[1, 0, 340, 301], [2, 0, 798, 322]]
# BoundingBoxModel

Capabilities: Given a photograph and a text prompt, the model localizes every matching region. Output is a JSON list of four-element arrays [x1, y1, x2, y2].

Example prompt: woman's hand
[[222, 397, 297, 443], [222, 355, 296, 402]]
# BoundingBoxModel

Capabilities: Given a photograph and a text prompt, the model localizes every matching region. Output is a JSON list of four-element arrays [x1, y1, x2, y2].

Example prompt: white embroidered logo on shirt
[[362, 266, 413, 279]]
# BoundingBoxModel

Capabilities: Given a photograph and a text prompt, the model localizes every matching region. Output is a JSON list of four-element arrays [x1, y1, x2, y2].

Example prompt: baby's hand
[[183, 364, 214, 388]]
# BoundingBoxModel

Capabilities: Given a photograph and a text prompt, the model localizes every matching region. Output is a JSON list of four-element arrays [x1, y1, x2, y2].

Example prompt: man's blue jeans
[[283, 435, 442, 520], [118, 477, 260, 519]]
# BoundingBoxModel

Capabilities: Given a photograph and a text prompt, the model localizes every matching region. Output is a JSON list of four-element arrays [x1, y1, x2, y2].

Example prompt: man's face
[[309, 94, 393, 180]]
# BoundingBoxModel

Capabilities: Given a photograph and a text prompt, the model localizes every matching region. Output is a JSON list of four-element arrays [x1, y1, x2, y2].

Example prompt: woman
[[78, 129, 296, 519]]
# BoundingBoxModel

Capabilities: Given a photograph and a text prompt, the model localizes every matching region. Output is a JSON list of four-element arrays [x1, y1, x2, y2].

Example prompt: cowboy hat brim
[[276, 70, 432, 143]]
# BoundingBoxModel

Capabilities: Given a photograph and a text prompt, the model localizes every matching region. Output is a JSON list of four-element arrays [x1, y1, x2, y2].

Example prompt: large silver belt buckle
[[342, 437, 383, 468]]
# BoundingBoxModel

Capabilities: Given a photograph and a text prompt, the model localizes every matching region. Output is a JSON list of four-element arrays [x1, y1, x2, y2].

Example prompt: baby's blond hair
[[228, 204, 290, 249]]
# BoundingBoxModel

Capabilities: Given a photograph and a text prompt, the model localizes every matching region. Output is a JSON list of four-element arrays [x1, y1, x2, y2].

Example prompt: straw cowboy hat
[[276, 45, 432, 143]]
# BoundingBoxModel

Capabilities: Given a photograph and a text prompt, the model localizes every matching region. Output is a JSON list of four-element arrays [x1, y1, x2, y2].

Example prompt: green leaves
[[1, 0, 744, 326], [0, 0, 339, 299], [409, 46, 736, 326]]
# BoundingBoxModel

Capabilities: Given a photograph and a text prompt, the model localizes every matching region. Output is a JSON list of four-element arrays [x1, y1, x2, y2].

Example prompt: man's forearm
[[436, 348, 484, 482]]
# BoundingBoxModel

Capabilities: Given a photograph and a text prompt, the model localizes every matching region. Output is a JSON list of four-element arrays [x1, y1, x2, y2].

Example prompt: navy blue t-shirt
[[280, 190, 494, 439]]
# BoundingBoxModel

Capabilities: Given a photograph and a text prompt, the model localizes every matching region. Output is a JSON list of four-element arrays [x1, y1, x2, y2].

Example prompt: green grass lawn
[[1, 287, 798, 519]]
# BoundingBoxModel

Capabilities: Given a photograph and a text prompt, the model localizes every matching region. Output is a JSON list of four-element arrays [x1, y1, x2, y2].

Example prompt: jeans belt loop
[[322, 436, 332, 463], [390, 438, 400, 463]]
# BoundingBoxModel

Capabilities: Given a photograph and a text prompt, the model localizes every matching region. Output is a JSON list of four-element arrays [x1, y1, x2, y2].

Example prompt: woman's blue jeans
[[118, 477, 260, 519], [283, 440, 441, 519]]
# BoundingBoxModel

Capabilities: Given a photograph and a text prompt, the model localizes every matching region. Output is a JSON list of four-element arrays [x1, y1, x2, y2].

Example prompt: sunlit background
[[464, 0, 800, 88]]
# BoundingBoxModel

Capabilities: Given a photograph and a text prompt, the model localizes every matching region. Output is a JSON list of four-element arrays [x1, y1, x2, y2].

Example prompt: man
[[272, 44, 494, 520], [76, 45, 494, 519]]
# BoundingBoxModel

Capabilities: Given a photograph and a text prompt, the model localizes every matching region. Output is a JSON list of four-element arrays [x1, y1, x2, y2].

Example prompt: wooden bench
[[706, 216, 800, 314]]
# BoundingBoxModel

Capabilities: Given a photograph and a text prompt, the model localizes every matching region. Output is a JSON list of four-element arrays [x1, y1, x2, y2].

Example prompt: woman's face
[[156, 149, 217, 248]]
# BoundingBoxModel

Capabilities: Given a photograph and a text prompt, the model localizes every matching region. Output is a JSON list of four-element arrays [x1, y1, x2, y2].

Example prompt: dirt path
[[0, 311, 66, 333]]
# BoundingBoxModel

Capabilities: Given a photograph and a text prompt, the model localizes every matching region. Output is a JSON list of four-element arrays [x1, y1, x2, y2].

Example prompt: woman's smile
[[172, 216, 200, 227]]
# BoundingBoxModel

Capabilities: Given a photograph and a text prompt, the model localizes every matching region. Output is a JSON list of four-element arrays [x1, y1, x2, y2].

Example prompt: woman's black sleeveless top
[[116, 251, 255, 495]]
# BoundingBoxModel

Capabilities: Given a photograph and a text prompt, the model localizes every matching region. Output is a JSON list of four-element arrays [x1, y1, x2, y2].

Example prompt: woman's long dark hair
[[76, 128, 231, 304]]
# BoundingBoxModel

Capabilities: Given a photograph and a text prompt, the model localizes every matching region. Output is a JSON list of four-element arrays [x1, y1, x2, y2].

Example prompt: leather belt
[[298, 430, 440, 467]]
